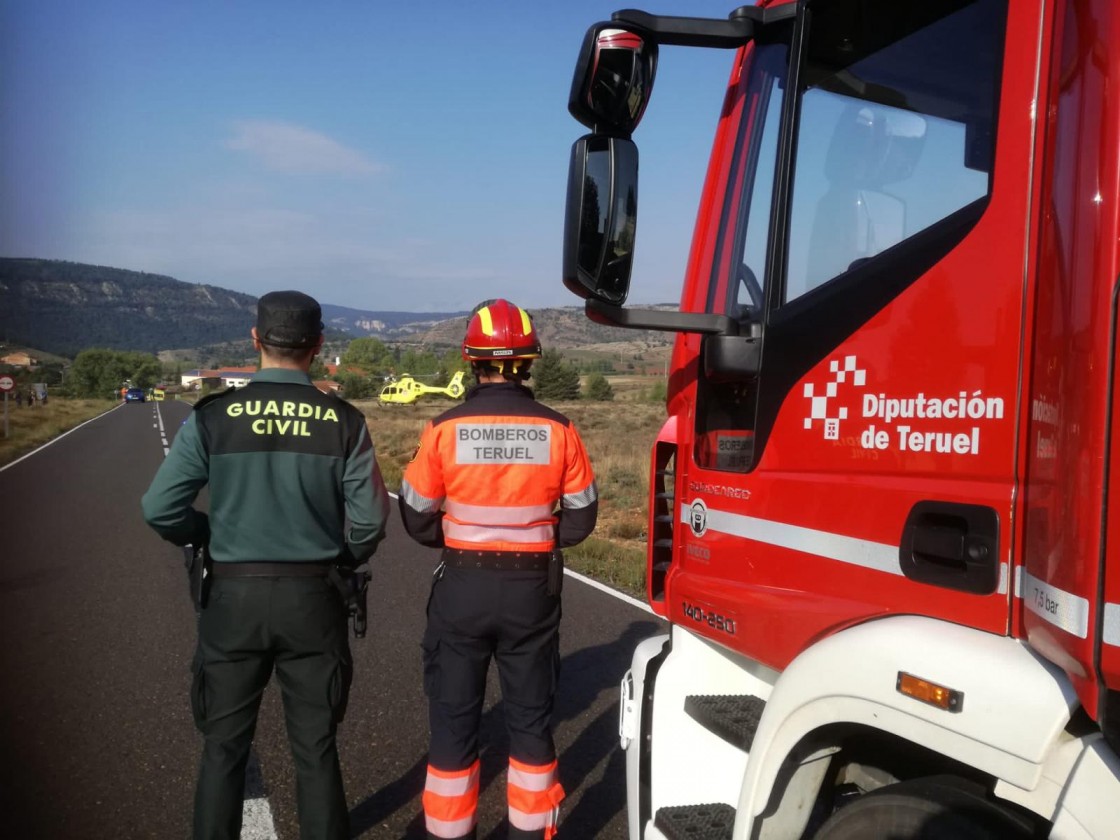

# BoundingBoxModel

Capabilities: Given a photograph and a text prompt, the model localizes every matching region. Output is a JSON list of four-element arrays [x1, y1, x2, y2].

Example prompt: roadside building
[[1, 351, 36, 368], [180, 366, 258, 390]]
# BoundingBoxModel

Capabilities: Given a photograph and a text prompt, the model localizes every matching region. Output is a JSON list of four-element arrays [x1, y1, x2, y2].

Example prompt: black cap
[[256, 290, 323, 348]]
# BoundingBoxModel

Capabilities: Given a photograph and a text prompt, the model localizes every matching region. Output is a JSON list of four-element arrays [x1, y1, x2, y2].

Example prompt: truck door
[[1015, 0, 1120, 732], [673, 0, 1035, 667]]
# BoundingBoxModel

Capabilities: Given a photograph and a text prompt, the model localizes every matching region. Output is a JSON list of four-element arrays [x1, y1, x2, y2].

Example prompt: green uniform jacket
[[141, 368, 390, 565]]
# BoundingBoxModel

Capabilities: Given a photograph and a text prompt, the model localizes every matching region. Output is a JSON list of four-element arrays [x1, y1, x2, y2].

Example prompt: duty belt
[[443, 549, 551, 572], [211, 562, 331, 578]]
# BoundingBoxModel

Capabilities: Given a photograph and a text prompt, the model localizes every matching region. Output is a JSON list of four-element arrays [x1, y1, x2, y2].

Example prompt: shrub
[[584, 373, 614, 401], [533, 350, 580, 400]]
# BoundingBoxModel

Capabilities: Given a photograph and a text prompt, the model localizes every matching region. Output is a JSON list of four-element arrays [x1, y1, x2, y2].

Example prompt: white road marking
[[564, 567, 655, 614], [155, 403, 169, 453]]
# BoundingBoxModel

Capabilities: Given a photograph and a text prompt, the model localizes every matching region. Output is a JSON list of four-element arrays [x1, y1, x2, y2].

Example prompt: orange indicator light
[[896, 672, 963, 713]]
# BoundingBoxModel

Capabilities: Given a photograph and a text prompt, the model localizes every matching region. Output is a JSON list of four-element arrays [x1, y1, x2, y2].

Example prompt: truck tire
[[812, 777, 1036, 840]]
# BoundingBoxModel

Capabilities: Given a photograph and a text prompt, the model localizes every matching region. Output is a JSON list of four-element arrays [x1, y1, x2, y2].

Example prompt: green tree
[[532, 349, 580, 401], [399, 348, 440, 376], [69, 349, 120, 398], [336, 371, 374, 399], [130, 352, 164, 388], [585, 372, 614, 401], [341, 338, 393, 375], [69, 348, 162, 398], [646, 380, 668, 404]]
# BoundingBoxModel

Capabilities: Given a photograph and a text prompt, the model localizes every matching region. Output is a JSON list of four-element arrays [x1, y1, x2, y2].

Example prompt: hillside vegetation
[[0, 259, 257, 356], [1, 258, 676, 367]]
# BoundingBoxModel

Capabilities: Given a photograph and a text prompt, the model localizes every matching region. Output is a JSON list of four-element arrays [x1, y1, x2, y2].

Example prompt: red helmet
[[462, 299, 542, 363]]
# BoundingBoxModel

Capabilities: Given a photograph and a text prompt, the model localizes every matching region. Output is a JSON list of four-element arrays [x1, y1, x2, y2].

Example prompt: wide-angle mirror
[[568, 23, 658, 135]]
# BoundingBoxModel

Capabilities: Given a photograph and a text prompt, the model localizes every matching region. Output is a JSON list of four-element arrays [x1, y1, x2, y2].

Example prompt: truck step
[[655, 803, 735, 840], [684, 694, 766, 751]]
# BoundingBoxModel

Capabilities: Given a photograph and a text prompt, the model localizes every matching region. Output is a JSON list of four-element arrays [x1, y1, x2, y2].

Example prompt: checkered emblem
[[803, 355, 867, 440]]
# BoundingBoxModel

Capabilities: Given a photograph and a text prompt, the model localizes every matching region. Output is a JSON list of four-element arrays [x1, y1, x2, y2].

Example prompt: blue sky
[[1, 0, 740, 313]]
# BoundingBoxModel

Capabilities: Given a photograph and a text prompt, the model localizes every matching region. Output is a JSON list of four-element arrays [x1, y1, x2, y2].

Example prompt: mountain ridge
[[0, 257, 674, 358]]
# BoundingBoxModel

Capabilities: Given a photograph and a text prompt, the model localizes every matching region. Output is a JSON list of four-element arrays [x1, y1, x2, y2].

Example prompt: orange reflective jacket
[[399, 382, 597, 553]]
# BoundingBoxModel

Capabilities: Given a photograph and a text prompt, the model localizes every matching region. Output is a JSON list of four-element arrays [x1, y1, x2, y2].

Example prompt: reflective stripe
[[1106, 602, 1120, 647], [444, 499, 555, 525], [509, 808, 553, 831], [425, 812, 477, 838], [424, 762, 479, 838], [478, 306, 494, 336], [424, 762, 480, 797], [1015, 568, 1090, 639], [562, 480, 598, 509], [443, 520, 555, 545], [508, 760, 563, 835], [441, 498, 557, 548], [401, 478, 444, 514], [473, 304, 532, 344], [684, 502, 1008, 594], [508, 787, 564, 834], [681, 503, 1120, 633], [508, 758, 556, 791], [681, 502, 900, 576]]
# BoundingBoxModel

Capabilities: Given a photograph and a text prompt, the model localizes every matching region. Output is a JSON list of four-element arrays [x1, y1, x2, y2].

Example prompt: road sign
[[0, 375, 14, 392]]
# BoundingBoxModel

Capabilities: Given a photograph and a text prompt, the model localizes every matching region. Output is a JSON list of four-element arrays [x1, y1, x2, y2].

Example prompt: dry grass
[[356, 384, 667, 600], [0, 398, 116, 466]]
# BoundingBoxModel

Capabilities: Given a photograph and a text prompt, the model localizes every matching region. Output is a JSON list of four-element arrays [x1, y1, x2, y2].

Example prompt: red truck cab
[[562, 1, 1120, 837]]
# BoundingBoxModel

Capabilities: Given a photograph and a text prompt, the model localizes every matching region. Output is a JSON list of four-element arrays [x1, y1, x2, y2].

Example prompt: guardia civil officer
[[141, 290, 390, 840], [399, 299, 598, 840]]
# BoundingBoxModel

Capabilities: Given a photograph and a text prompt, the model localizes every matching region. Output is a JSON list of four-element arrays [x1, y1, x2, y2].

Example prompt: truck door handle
[[899, 502, 999, 595]]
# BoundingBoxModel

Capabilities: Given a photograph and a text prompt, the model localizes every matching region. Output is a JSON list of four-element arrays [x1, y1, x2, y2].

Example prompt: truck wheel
[[812, 778, 1035, 840]]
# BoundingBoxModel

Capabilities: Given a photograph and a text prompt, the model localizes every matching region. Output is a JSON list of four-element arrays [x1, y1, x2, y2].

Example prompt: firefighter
[[141, 290, 391, 840], [399, 299, 598, 840]]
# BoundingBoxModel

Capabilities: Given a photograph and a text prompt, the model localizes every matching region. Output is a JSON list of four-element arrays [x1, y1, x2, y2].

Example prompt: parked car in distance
[[125, 387, 146, 403]]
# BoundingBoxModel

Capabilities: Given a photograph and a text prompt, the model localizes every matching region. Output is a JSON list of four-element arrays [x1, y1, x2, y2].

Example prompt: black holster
[[328, 565, 370, 639], [547, 548, 564, 597], [183, 543, 212, 612]]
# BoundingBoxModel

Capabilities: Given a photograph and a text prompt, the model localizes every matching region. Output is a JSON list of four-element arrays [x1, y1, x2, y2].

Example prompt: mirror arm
[[586, 299, 739, 336], [611, 6, 796, 49]]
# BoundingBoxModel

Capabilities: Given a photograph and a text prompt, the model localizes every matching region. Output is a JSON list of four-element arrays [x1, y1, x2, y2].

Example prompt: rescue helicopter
[[377, 370, 466, 407]]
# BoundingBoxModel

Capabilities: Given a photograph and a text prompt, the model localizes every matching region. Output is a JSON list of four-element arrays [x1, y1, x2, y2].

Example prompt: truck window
[[731, 44, 786, 322], [785, 1, 997, 302]]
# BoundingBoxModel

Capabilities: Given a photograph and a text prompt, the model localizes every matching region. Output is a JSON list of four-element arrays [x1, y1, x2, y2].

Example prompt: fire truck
[[560, 1, 1120, 837]]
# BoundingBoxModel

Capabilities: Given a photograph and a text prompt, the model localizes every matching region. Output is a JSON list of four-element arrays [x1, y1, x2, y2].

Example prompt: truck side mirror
[[563, 135, 639, 304], [568, 23, 658, 135]]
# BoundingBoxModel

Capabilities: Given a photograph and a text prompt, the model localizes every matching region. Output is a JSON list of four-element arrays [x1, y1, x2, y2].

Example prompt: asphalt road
[[0, 399, 662, 839]]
